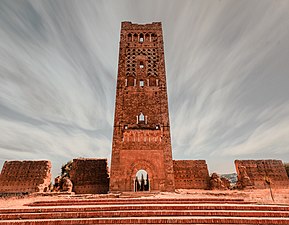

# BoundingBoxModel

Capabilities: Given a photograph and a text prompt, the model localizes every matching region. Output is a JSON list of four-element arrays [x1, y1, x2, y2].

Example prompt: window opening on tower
[[133, 33, 138, 42], [128, 33, 132, 42], [145, 33, 150, 42], [139, 33, 144, 43], [139, 113, 145, 122]]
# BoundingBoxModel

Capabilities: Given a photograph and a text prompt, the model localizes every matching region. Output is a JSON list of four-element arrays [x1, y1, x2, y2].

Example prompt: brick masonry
[[110, 22, 175, 192], [70, 158, 109, 194], [235, 159, 289, 189], [0, 160, 51, 193], [173, 160, 210, 189]]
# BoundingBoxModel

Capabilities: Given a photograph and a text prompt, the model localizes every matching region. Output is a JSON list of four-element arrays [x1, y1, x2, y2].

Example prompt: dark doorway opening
[[134, 169, 149, 192]]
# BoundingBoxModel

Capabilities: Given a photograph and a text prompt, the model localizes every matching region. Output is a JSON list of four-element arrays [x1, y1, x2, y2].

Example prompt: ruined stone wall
[[70, 158, 109, 194], [0, 160, 51, 193], [173, 160, 209, 189], [235, 160, 289, 189]]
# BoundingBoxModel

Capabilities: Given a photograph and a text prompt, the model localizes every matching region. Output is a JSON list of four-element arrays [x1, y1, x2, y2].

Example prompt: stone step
[[30, 197, 246, 202], [1, 196, 288, 224], [1, 204, 289, 214], [26, 197, 246, 204], [0, 216, 289, 224], [26, 199, 253, 207], [1, 209, 289, 220]]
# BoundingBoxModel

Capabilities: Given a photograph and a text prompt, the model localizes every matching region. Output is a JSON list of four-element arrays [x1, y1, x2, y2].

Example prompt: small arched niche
[[138, 112, 145, 123], [151, 33, 157, 41], [128, 33, 132, 42], [149, 76, 156, 86], [133, 33, 138, 42], [127, 76, 134, 86], [145, 33, 150, 42], [139, 33, 144, 43], [134, 169, 149, 192]]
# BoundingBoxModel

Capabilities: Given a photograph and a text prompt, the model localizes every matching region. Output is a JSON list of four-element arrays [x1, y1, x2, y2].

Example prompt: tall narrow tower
[[110, 22, 175, 192]]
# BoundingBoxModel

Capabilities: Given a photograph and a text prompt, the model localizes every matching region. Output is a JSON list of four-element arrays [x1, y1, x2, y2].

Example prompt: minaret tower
[[110, 22, 175, 192]]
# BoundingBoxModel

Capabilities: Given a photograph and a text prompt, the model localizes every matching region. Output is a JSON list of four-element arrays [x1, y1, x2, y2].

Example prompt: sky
[[1, 0, 289, 177]]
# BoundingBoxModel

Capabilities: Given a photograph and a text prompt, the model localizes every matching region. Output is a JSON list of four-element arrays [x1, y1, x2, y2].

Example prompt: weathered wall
[[110, 22, 175, 192], [173, 160, 209, 189], [70, 158, 109, 194], [235, 159, 289, 189], [0, 160, 51, 193]]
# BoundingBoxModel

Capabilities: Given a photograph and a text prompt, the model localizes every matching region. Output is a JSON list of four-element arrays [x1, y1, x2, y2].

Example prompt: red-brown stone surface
[[0, 160, 51, 193], [209, 173, 230, 190], [110, 22, 175, 192], [70, 158, 109, 194], [235, 159, 289, 189], [173, 160, 209, 189]]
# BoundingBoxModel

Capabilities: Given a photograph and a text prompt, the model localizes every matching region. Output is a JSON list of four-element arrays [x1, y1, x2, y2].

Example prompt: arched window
[[139, 80, 144, 87], [145, 33, 150, 42], [139, 112, 145, 122], [149, 76, 156, 86], [152, 33, 157, 41], [128, 33, 132, 42], [139, 33, 144, 43], [127, 76, 134, 86], [139, 61, 144, 69], [133, 33, 138, 42]]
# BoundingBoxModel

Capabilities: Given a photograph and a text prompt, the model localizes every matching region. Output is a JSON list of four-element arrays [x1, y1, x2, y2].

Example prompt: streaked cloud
[[0, 0, 289, 176]]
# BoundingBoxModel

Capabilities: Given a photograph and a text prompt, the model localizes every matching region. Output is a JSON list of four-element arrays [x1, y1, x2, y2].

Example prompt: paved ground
[[0, 188, 288, 209]]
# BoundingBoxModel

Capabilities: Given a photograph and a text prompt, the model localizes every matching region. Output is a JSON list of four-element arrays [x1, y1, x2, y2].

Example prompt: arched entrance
[[130, 160, 156, 192], [134, 169, 150, 192]]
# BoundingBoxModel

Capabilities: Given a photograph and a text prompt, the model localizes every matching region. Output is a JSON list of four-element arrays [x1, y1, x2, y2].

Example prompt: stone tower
[[110, 22, 175, 192]]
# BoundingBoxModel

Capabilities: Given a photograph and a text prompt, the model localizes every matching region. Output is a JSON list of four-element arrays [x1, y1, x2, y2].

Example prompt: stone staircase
[[0, 197, 289, 224]]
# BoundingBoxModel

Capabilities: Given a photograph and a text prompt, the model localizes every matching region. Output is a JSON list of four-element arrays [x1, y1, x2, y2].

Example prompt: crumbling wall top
[[121, 21, 162, 30]]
